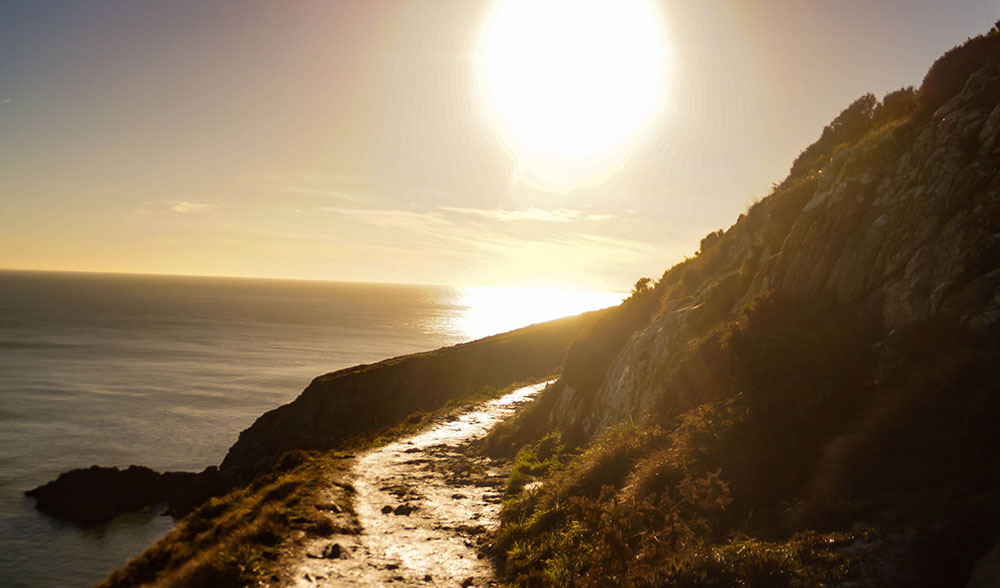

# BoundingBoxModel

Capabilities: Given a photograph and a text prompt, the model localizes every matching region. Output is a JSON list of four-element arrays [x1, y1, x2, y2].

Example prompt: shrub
[[698, 229, 725, 254], [719, 293, 879, 513], [873, 86, 918, 125], [790, 93, 878, 176], [918, 24, 1000, 113]]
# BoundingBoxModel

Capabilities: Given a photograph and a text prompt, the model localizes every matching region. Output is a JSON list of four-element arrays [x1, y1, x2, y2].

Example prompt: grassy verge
[[98, 451, 356, 588], [99, 378, 552, 587]]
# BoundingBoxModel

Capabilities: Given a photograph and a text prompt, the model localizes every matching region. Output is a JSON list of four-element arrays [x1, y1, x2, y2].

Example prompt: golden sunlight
[[478, 0, 670, 189], [456, 286, 625, 341]]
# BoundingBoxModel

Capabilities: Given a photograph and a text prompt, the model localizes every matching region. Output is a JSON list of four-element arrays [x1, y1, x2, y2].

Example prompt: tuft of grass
[[504, 432, 567, 498], [98, 452, 355, 588]]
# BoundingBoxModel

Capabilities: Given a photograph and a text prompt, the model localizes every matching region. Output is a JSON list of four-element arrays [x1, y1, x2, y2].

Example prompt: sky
[[1, 0, 995, 291]]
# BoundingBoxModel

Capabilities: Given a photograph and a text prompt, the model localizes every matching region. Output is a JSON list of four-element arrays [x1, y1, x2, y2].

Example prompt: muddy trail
[[281, 381, 550, 587]]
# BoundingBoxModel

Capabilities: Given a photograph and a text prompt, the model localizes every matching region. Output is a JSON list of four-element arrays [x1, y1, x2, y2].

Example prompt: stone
[[393, 503, 417, 516], [321, 542, 345, 559]]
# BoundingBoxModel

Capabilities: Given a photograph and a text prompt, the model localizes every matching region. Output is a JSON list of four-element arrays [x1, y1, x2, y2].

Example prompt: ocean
[[0, 270, 622, 588]]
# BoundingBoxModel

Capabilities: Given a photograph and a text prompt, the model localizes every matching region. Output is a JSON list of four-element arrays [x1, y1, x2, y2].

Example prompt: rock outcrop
[[554, 47, 1000, 440], [25, 465, 223, 527]]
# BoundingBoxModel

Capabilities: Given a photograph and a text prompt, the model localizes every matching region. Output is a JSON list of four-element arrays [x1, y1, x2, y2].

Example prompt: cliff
[[219, 311, 604, 482], [28, 309, 603, 526], [492, 26, 1000, 587]]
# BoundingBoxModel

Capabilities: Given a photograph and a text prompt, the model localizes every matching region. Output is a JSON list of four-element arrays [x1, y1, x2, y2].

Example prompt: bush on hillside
[[872, 86, 918, 125], [918, 24, 1000, 113], [790, 93, 878, 176], [719, 294, 879, 513]]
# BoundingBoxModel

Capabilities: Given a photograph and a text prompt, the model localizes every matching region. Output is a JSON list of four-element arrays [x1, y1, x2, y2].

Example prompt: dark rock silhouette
[[26, 465, 223, 527]]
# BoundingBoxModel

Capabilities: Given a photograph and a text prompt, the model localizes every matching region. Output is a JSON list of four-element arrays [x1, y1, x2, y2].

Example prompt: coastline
[[31, 309, 606, 586]]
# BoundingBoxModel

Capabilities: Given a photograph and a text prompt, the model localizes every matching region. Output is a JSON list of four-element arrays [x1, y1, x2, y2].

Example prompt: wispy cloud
[[0, 99, 11, 103], [274, 185, 368, 203], [318, 206, 451, 230], [440, 207, 612, 223], [170, 201, 219, 213], [256, 171, 373, 204]]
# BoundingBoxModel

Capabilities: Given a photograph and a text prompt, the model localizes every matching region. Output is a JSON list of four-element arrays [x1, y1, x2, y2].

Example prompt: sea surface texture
[[0, 271, 620, 588]]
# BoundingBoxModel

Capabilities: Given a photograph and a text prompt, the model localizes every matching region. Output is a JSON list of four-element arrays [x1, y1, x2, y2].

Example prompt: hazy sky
[[1, 1, 995, 290]]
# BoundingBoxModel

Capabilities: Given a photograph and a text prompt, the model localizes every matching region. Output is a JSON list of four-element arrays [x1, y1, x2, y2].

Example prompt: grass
[[99, 378, 551, 587], [484, 47, 1000, 580], [98, 452, 357, 588], [490, 292, 1000, 587]]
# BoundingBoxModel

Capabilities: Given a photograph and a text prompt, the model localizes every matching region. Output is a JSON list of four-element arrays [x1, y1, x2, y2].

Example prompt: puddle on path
[[287, 381, 550, 587]]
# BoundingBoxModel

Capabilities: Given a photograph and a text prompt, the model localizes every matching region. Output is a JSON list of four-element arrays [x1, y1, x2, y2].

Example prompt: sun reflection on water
[[455, 286, 625, 341]]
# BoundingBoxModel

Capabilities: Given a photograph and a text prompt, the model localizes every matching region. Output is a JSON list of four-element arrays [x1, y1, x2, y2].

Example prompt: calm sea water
[[0, 270, 621, 588]]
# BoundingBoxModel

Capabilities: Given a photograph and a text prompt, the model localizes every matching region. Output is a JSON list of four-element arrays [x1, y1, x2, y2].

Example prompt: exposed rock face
[[555, 60, 1000, 438]]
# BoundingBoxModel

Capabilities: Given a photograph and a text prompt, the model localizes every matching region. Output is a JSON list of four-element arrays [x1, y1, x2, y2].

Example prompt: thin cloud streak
[[440, 206, 601, 223], [170, 201, 219, 213]]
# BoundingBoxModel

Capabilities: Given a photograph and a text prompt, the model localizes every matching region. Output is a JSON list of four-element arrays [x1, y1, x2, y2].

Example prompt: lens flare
[[478, 0, 670, 190]]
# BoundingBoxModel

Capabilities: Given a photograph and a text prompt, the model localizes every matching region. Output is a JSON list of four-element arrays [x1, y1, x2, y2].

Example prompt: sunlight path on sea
[[288, 381, 552, 587]]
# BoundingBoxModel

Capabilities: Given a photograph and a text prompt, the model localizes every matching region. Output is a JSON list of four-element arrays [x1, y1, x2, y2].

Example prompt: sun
[[478, 0, 670, 190]]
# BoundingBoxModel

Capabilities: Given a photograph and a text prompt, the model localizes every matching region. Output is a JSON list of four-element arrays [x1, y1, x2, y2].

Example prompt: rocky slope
[[491, 26, 1000, 587], [557, 58, 1000, 439]]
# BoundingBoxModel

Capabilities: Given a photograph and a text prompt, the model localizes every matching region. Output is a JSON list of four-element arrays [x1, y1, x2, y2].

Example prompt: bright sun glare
[[457, 286, 625, 341], [479, 0, 669, 189]]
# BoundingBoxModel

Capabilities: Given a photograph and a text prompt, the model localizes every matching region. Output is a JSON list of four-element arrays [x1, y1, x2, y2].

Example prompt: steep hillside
[[219, 309, 605, 483], [490, 26, 1000, 587]]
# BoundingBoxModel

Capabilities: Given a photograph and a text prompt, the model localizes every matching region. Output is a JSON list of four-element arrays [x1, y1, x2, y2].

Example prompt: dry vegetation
[[98, 380, 546, 587], [98, 451, 356, 588], [485, 25, 1000, 588], [489, 296, 999, 586]]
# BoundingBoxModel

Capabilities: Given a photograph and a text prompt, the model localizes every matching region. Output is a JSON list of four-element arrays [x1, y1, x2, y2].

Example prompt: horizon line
[[0, 267, 627, 294]]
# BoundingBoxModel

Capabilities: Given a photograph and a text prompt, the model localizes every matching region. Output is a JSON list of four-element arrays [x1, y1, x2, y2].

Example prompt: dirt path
[[284, 381, 550, 587]]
